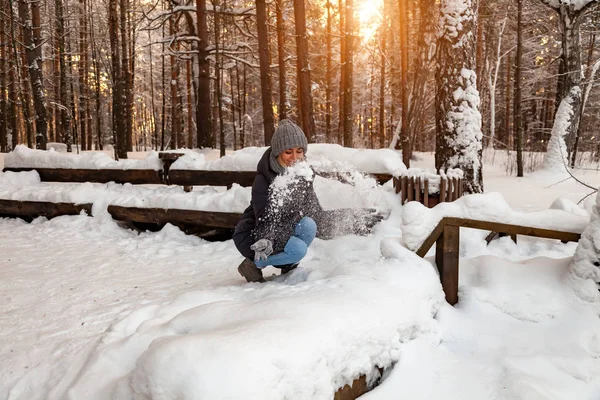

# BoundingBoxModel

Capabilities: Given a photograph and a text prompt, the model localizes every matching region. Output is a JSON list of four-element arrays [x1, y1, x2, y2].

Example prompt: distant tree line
[[0, 0, 599, 191]]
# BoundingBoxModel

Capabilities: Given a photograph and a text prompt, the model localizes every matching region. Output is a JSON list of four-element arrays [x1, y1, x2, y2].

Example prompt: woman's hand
[[251, 239, 273, 261]]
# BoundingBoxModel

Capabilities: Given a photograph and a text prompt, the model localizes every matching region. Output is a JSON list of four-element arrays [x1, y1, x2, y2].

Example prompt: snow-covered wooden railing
[[416, 217, 583, 305]]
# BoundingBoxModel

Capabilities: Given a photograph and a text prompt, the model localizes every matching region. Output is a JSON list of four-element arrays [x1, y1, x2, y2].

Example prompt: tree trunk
[[514, 0, 524, 176], [435, 0, 483, 193], [293, 0, 315, 142], [325, 0, 332, 142], [399, 0, 410, 166], [342, 0, 354, 147], [0, 0, 7, 152], [169, 17, 182, 150], [378, 0, 387, 149], [196, 0, 212, 148], [255, 0, 275, 145], [120, 0, 132, 155], [338, 0, 345, 145], [89, 0, 103, 150], [17, 0, 46, 149], [109, 0, 124, 158], [78, 0, 89, 150], [186, 59, 194, 148], [212, 0, 225, 156], [276, 0, 287, 121]]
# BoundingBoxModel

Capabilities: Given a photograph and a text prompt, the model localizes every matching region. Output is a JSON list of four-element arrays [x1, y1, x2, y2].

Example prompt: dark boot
[[237, 258, 265, 283], [279, 263, 299, 275]]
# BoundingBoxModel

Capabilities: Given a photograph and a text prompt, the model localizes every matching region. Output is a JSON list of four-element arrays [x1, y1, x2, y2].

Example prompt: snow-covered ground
[[1, 148, 600, 400]]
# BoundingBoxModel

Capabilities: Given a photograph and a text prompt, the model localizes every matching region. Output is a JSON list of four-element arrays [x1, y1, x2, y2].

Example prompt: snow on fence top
[[4, 145, 163, 171], [401, 192, 589, 251], [170, 144, 407, 175]]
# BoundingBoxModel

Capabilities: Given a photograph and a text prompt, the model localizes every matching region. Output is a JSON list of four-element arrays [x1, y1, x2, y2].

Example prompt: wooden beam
[[436, 224, 460, 305], [0, 199, 92, 219], [168, 170, 256, 187], [440, 178, 446, 202], [2, 167, 163, 184], [416, 218, 446, 257], [107, 205, 241, 229], [423, 179, 429, 207], [444, 217, 581, 242]]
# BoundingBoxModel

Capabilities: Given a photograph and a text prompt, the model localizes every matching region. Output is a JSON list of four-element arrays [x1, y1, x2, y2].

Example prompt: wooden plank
[[416, 218, 446, 258], [440, 177, 446, 202], [423, 179, 429, 207], [334, 374, 369, 400], [0, 199, 92, 219], [393, 177, 400, 194], [107, 205, 241, 229], [2, 167, 163, 184], [447, 177, 454, 201], [444, 217, 581, 242], [401, 177, 408, 204], [415, 178, 421, 202], [437, 224, 460, 305], [169, 170, 256, 187], [452, 177, 459, 201], [407, 177, 414, 201]]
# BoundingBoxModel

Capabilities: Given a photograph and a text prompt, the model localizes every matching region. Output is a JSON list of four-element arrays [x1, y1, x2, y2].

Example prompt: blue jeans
[[255, 217, 317, 269]]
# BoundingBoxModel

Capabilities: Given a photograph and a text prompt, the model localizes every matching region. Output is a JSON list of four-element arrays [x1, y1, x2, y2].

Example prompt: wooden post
[[401, 176, 408, 204], [423, 179, 429, 207], [415, 177, 421, 202], [435, 224, 460, 305], [452, 177, 459, 201], [407, 177, 414, 201], [393, 177, 400, 194], [440, 177, 447, 203], [447, 177, 454, 201]]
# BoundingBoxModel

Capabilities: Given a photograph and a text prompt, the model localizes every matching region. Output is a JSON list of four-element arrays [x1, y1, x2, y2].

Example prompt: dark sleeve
[[252, 174, 270, 224]]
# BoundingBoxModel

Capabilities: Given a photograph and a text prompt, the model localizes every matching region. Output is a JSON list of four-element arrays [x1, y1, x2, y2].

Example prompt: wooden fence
[[394, 175, 463, 208]]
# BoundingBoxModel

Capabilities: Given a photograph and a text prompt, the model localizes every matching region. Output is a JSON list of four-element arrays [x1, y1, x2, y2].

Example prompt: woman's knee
[[295, 217, 317, 242], [284, 236, 308, 261]]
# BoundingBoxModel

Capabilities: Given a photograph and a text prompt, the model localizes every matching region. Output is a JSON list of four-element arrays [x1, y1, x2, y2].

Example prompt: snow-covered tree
[[568, 188, 600, 302], [540, 0, 599, 163], [435, 0, 484, 193]]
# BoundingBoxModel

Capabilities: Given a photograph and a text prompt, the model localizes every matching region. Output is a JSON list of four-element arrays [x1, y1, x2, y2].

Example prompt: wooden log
[[0, 199, 92, 219], [407, 177, 414, 201], [107, 205, 241, 229], [423, 179, 429, 207], [2, 167, 163, 184], [436, 224, 460, 305], [440, 177, 447, 203]]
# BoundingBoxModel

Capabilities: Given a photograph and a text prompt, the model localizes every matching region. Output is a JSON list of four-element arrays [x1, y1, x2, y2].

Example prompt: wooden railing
[[394, 175, 463, 208], [416, 217, 583, 305]]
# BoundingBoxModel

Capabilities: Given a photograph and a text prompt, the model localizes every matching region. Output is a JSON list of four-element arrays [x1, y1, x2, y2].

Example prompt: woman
[[233, 119, 381, 283]]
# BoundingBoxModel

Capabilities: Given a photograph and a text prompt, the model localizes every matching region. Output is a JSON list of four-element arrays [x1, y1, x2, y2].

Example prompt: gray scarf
[[269, 151, 286, 175]]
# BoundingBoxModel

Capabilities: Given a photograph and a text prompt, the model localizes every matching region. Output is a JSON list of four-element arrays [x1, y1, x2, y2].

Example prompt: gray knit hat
[[271, 119, 308, 157]]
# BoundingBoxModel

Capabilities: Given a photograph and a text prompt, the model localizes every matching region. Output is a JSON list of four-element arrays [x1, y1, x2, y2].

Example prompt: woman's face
[[277, 147, 305, 167]]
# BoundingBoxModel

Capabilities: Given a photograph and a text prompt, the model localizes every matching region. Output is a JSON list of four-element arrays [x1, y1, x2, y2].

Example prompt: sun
[[356, 0, 383, 40]]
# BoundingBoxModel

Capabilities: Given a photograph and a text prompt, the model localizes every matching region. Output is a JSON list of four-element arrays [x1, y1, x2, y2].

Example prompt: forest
[[0, 0, 599, 193]]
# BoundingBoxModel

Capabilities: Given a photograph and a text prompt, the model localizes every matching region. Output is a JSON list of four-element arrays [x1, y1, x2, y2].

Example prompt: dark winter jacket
[[233, 148, 349, 260]]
